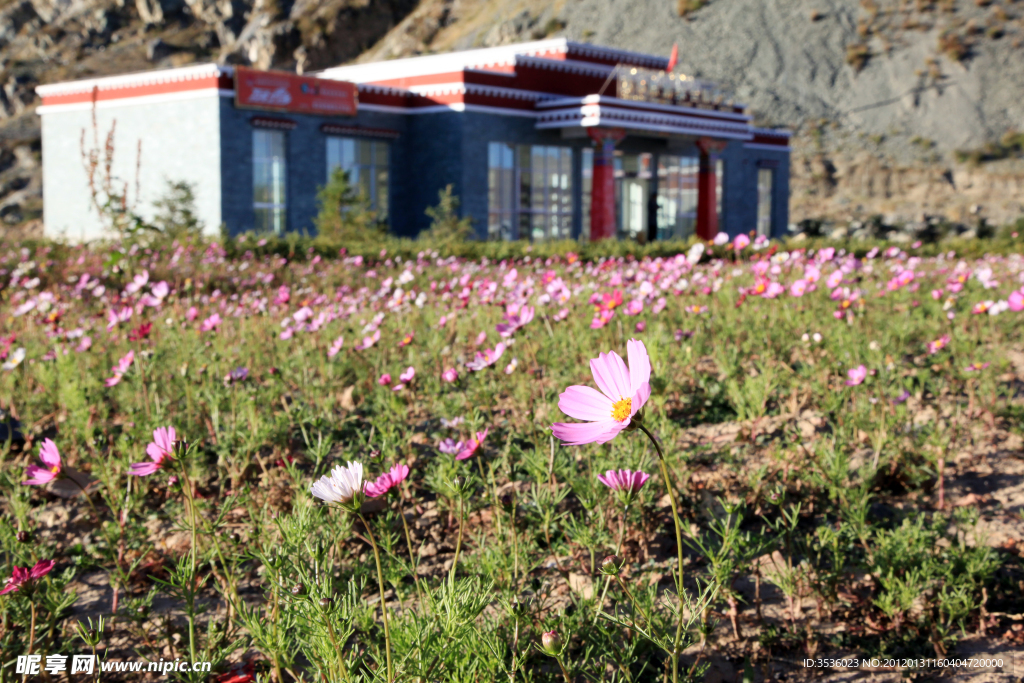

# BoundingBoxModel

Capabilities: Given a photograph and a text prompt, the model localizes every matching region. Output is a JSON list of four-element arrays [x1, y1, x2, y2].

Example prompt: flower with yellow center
[[611, 397, 632, 422], [552, 339, 652, 446]]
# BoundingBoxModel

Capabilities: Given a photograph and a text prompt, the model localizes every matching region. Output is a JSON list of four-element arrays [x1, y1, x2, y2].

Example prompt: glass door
[[614, 152, 652, 240]]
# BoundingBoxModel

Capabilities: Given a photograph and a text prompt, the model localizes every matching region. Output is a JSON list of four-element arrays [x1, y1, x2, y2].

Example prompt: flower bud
[[541, 631, 562, 656], [600, 555, 623, 576], [499, 492, 515, 512], [510, 597, 528, 617], [291, 584, 305, 596], [16, 530, 30, 543], [318, 597, 332, 608]]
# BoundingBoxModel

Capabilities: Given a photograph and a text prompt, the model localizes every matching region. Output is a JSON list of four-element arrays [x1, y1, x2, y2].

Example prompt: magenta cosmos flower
[[23, 439, 62, 485], [364, 463, 410, 498], [456, 429, 488, 460], [926, 335, 950, 355], [0, 559, 55, 595], [598, 468, 651, 505], [105, 350, 134, 387], [846, 365, 867, 386], [129, 427, 176, 476], [551, 339, 651, 446]]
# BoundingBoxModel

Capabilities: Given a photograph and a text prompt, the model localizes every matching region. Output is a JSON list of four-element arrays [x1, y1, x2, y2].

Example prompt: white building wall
[[40, 92, 224, 241]]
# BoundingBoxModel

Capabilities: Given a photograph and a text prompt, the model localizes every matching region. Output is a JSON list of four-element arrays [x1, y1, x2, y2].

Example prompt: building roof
[[316, 39, 667, 83], [33, 40, 789, 148]]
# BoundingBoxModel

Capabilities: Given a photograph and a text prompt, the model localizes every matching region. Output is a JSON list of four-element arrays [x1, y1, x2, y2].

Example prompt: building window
[[488, 143, 573, 241], [488, 142, 516, 240], [656, 155, 698, 240], [326, 137, 390, 218], [253, 130, 286, 234], [757, 167, 773, 237]]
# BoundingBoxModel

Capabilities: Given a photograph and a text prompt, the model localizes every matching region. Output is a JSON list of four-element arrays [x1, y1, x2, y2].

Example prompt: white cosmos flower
[[310, 461, 365, 506], [2, 348, 26, 371]]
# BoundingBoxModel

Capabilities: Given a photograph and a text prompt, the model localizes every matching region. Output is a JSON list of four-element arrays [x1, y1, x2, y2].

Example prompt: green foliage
[[152, 180, 206, 243], [422, 184, 476, 245], [313, 167, 385, 243]]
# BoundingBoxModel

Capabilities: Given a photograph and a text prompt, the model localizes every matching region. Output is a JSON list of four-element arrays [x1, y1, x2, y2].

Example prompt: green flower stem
[[451, 494, 466, 577], [637, 422, 685, 683], [397, 489, 425, 605], [358, 513, 393, 683]]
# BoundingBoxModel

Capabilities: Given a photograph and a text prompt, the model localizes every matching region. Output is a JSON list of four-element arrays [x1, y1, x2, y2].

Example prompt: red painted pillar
[[695, 137, 726, 240], [587, 128, 626, 241]]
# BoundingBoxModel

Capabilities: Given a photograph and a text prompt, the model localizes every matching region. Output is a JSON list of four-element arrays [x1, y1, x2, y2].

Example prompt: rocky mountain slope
[[2, 0, 1023, 236]]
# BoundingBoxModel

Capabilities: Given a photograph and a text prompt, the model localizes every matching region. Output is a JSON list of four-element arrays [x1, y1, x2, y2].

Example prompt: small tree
[[152, 180, 205, 243], [422, 184, 475, 246], [313, 168, 384, 242]]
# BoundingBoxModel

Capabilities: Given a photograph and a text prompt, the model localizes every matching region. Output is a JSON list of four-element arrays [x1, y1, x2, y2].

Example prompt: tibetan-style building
[[37, 39, 790, 242]]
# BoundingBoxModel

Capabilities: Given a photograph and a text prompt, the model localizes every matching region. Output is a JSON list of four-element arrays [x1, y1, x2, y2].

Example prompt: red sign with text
[[235, 67, 358, 116]]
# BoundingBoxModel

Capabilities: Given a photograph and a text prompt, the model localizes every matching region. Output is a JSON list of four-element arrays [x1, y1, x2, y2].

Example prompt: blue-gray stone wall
[[218, 101, 409, 236]]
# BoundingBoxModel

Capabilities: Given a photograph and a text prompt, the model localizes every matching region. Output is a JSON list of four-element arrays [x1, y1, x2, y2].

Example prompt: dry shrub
[[938, 30, 970, 60], [677, 0, 706, 16], [846, 43, 871, 71]]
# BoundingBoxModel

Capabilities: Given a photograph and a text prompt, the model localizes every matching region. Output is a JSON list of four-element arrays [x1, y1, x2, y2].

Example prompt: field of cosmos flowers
[[2, 234, 1024, 683]]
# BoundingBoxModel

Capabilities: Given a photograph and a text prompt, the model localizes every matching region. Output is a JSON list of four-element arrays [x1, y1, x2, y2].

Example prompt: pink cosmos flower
[[106, 306, 133, 331], [971, 301, 992, 315], [964, 362, 990, 372], [186, 306, 199, 322], [931, 289, 943, 301], [590, 309, 615, 329], [474, 331, 488, 346], [0, 559, 55, 596], [397, 332, 415, 348], [378, 373, 392, 386], [200, 313, 222, 332], [75, 336, 92, 353], [597, 468, 651, 500], [364, 464, 410, 498], [456, 429, 488, 460], [552, 339, 651, 446], [713, 232, 729, 246], [826, 271, 843, 289], [1009, 290, 1024, 312], [504, 357, 518, 374], [22, 438, 62, 485], [734, 234, 751, 250], [130, 427, 176, 476], [790, 280, 807, 297], [105, 350, 135, 387], [554, 308, 569, 321], [926, 335, 950, 355], [762, 282, 785, 299], [327, 336, 345, 358], [399, 366, 416, 383], [496, 306, 535, 337], [442, 368, 458, 383], [845, 365, 867, 386], [466, 343, 506, 371], [438, 438, 464, 455], [354, 330, 381, 351], [635, 321, 646, 333], [625, 299, 644, 316]]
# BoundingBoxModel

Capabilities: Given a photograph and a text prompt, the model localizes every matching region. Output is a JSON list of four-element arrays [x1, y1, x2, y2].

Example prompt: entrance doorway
[[614, 152, 653, 240]]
